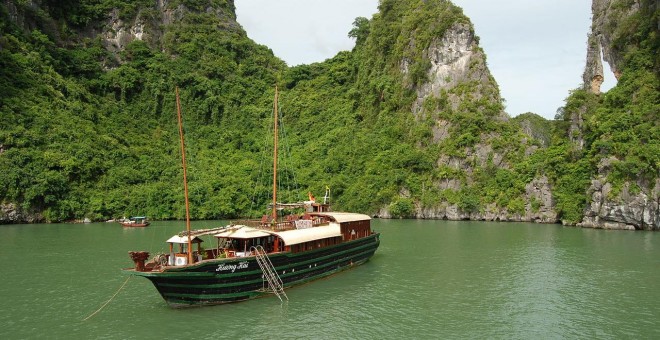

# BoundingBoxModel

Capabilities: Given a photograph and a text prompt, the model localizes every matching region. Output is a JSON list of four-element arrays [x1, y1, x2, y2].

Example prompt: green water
[[1, 219, 659, 339]]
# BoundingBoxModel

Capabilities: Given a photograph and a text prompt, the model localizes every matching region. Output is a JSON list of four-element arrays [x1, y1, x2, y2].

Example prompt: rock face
[[589, 0, 638, 81], [568, 105, 587, 151], [524, 176, 558, 223], [579, 180, 659, 230], [377, 176, 557, 223], [579, 159, 659, 230], [402, 22, 503, 119], [582, 32, 605, 94], [0, 203, 43, 224], [100, 0, 239, 61], [383, 8, 551, 224], [583, 0, 639, 93], [576, 1, 658, 231], [3, 0, 239, 64], [102, 8, 149, 54]]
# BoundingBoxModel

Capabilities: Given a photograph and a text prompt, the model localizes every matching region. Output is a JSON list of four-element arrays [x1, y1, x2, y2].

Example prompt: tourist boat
[[123, 87, 380, 307], [119, 216, 150, 227]]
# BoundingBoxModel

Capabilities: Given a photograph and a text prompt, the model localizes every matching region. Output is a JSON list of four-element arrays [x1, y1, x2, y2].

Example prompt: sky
[[235, 0, 616, 120]]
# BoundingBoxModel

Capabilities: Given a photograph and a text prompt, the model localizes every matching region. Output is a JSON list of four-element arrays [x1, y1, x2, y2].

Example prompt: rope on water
[[82, 276, 131, 321]]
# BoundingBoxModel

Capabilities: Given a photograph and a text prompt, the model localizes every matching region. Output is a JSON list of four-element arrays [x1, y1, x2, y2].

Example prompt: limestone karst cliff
[[571, 0, 659, 230], [351, 0, 556, 223], [0, 0, 656, 228]]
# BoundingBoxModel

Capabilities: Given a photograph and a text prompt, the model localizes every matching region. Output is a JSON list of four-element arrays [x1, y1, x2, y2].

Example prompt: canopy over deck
[[311, 212, 371, 223], [274, 224, 341, 246], [213, 226, 272, 239], [166, 235, 204, 244], [210, 223, 342, 246]]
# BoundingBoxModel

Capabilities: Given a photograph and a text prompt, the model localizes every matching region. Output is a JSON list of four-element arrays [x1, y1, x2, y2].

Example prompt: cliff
[[572, 0, 659, 230], [579, 158, 659, 230], [0, 0, 655, 227], [359, 0, 657, 228], [2, 0, 240, 63], [347, 0, 556, 223]]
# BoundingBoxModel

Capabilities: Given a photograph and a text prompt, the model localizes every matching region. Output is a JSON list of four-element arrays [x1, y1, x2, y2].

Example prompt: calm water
[[1, 219, 659, 339]]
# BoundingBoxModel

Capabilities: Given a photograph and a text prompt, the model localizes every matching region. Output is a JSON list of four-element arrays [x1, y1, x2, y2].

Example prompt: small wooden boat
[[120, 216, 150, 227]]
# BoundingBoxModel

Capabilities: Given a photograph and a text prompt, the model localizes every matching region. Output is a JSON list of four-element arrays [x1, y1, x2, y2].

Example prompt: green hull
[[127, 233, 380, 307]]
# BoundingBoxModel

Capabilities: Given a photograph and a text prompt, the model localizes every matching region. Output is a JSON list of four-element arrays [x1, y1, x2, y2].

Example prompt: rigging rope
[[274, 100, 305, 205], [82, 276, 132, 321], [277, 106, 302, 203], [249, 110, 272, 216], [248, 89, 304, 216]]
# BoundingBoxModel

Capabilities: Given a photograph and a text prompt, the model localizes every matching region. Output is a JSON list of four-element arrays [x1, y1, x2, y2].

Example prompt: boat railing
[[232, 216, 328, 231]]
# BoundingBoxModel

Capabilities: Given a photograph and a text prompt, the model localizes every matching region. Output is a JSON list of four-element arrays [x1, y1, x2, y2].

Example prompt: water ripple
[[1, 221, 659, 339]]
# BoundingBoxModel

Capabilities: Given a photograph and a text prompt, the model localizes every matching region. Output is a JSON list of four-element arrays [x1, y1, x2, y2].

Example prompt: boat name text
[[216, 261, 249, 273]]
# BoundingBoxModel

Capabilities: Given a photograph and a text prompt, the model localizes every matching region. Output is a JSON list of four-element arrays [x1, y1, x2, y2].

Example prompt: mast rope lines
[[251, 245, 288, 302], [82, 276, 132, 321]]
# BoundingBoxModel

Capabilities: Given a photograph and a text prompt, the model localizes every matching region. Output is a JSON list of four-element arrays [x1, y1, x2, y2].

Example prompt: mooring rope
[[82, 276, 131, 321]]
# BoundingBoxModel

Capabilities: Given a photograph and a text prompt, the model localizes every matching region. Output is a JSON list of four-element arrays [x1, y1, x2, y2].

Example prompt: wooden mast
[[271, 85, 279, 222], [175, 87, 193, 264]]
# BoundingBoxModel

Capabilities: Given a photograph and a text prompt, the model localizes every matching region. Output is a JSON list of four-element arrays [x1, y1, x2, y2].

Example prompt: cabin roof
[[213, 225, 272, 239], [166, 235, 204, 244], [211, 224, 342, 246], [312, 212, 371, 223], [274, 224, 341, 246]]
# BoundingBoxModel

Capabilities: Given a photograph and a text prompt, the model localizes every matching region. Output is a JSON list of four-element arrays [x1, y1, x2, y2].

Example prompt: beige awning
[[311, 212, 371, 223], [213, 225, 272, 239], [166, 235, 204, 244], [273, 224, 341, 246]]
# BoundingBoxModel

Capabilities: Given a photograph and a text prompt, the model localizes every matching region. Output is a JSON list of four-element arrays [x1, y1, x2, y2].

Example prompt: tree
[[348, 17, 370, 46]]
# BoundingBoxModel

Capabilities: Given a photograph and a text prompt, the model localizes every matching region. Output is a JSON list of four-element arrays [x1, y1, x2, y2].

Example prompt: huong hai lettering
[[216, 261, 249, 272]]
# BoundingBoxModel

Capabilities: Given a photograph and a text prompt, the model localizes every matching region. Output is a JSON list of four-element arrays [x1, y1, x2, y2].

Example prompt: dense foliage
[[0, 0, 286, 221], [0, 0, 657, 224], [547, 0, 659, 223]]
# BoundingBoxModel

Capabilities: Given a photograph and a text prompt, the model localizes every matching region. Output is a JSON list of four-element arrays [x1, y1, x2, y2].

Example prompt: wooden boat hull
[[126, 233, 380, 307], [120, 222, 150, 227]]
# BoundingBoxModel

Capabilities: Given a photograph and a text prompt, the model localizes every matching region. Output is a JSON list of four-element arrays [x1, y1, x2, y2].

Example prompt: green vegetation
[[546, 0, 659, 222], [0, 0, 285, 221], [511, 112, 552, 147], [0, 0, 656, 225]]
